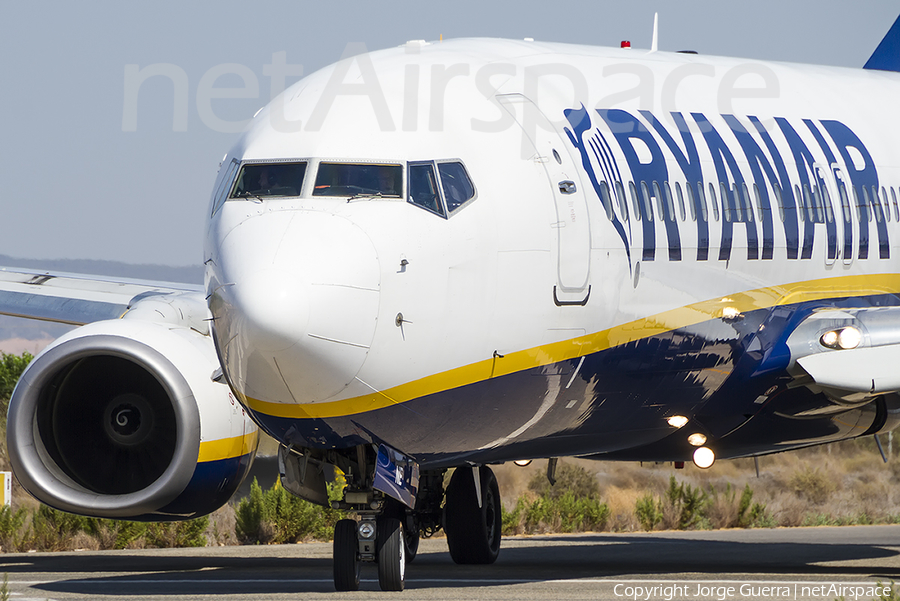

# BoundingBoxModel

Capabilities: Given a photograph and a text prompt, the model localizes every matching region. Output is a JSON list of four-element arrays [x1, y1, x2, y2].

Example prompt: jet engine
[[7, 315, 258, 520]]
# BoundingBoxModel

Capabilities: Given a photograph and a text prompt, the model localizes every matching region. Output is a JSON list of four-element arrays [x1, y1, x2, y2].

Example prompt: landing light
[[821, 330, 839, 347], [687, 433, 707, 447], [514, 459, 533, 467], [692, 447, 715, 469], [667, 415, 689, 428], [820, 326, 862, 350]]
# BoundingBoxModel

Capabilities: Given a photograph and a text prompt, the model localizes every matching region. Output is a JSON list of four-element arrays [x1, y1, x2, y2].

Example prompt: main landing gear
[[330, 446, 502, 592], [444, 465, 502, 564]]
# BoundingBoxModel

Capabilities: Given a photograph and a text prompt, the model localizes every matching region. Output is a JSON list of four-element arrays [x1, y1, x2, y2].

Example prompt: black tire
[[333, 519, 360, 591], [444, 466, 501, 564], [404, 522, 420, 563], [376, 517, 406, 591], [383, 498, 420, 563]]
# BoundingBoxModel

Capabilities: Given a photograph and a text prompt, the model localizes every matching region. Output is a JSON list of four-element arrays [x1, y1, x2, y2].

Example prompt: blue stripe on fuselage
[[247, 293, 900, 468]]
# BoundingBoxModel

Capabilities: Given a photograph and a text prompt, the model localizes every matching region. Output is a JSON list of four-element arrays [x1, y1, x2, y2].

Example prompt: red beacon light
[[621, 40, 631, 49]]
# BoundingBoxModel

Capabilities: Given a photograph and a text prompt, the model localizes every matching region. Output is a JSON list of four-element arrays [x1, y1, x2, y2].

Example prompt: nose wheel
[[332, 515, 409, 592], [332, 519, 360, 591], [376, 517, 406, 591], [330, 445, 482, 591]]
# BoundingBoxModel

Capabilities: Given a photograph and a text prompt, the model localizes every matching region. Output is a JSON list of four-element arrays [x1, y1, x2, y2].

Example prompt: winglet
[[864, 15, 900, 72], [650, 12, 659, 53]]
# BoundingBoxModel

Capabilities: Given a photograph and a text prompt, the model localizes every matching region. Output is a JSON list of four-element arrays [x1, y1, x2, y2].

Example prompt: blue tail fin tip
[[864, 15, 900, 72]]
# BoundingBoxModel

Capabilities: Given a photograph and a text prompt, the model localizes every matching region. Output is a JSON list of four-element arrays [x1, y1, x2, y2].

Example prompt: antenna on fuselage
[[650, 12, 659, 53]]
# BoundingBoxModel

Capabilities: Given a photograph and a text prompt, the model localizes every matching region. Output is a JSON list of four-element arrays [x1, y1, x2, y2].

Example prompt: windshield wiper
[[348, 192, 384, 201], [237, 191, 264, 203]]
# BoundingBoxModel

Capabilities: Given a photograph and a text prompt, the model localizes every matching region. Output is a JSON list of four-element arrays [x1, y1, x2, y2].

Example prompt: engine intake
[[8, 318, 254, 519], [37, 354, 179, 496]]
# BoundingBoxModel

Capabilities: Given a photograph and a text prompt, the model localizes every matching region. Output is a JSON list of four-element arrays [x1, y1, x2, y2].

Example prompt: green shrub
[[501, 497, 526, 535], [504, 474, 610, 535], [234, 477, 344, 544], [702, 483, 769, 529], [528, 463, 599, 500], [736, 484, 753, 526], [0, 352, 32, 402], [145, 518, 208, 548], [635, 493, 662, 531], [876, 581, 898, 601], [634, 476, 707, 531], [235, 478, 268, 543], [0, 506, 27, 552], [26, 505, 88, 551], [740, 489, 773, 528], [0, 352, 32, 460], [665, 476, 707, 530], [84, 519, 149, 550], [14, 505, 209, 551], [558, 491, 610, 532]]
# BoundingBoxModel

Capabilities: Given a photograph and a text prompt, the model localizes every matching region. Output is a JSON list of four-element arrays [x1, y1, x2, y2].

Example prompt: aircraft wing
[[0, 266, 203, 326]]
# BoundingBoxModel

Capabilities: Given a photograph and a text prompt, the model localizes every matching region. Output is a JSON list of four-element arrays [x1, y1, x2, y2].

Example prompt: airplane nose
[[214, 210, 380, 405]]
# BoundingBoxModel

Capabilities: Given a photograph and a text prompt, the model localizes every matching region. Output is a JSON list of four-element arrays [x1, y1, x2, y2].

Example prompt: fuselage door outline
[[497, 93, 591, 304], [814, 162, 839, 266], [831, 163, 855, 266]]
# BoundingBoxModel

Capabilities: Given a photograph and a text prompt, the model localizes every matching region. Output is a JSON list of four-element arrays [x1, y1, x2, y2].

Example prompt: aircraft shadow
[[4, 529, 899, 595]]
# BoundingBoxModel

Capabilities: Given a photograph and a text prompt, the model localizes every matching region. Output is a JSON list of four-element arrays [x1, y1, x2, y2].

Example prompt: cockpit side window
[[408, 163, 445, 217], [211, 158, 240, 216], [437, 161, 475, 213], [230, 162, 307, 199], [313, 163, 402, 197]]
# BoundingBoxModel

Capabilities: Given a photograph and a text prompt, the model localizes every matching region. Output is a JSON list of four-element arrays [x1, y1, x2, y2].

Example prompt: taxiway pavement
[[2, 525, 899, 600]]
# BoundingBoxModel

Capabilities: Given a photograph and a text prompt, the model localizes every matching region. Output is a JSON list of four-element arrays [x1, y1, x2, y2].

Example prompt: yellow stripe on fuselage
[[242, 273, 900, 420], [197, 430, 260, 463]]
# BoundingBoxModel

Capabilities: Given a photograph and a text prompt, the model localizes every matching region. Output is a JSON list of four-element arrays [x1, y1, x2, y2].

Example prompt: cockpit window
[[313, 163, 402, 197], [230, 162, 307, 198], [211, 158, 240, 216], [437, 161, 475, 212], [408, 162, 445, 216]]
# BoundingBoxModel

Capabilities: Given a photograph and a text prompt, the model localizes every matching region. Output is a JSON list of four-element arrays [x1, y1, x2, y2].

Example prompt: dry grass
[[3, 435, 899, 549], [494, 435, 900, 531]]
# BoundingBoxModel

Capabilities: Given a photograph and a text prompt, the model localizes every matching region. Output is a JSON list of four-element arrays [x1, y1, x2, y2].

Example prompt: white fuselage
[[204, 38, 900, 462]]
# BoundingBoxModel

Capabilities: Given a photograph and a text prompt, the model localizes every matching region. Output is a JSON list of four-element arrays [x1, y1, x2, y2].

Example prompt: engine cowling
[[7, 318, 258, 520]]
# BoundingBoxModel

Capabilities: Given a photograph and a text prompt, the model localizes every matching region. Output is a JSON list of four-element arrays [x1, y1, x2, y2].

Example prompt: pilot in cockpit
[[375, 167, 399, 197], [257, 168, 277, 192]]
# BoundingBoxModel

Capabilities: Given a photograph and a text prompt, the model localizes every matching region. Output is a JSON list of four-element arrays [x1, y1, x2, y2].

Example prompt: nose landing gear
[[330, 446, 502, 592], [332, 502, 415, 592], [331, 445, 428, 592]]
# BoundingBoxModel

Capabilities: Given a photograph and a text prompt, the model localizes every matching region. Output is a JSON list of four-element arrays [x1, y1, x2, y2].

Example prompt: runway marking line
[[6, 577, 892, 586]]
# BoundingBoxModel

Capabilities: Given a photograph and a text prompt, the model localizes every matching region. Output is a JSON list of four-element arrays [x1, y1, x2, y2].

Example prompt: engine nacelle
[[8, 318, 258, 520]]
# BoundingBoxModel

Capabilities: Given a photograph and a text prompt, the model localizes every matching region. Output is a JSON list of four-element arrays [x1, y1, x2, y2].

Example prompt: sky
[[1, 1, 897, 268]]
